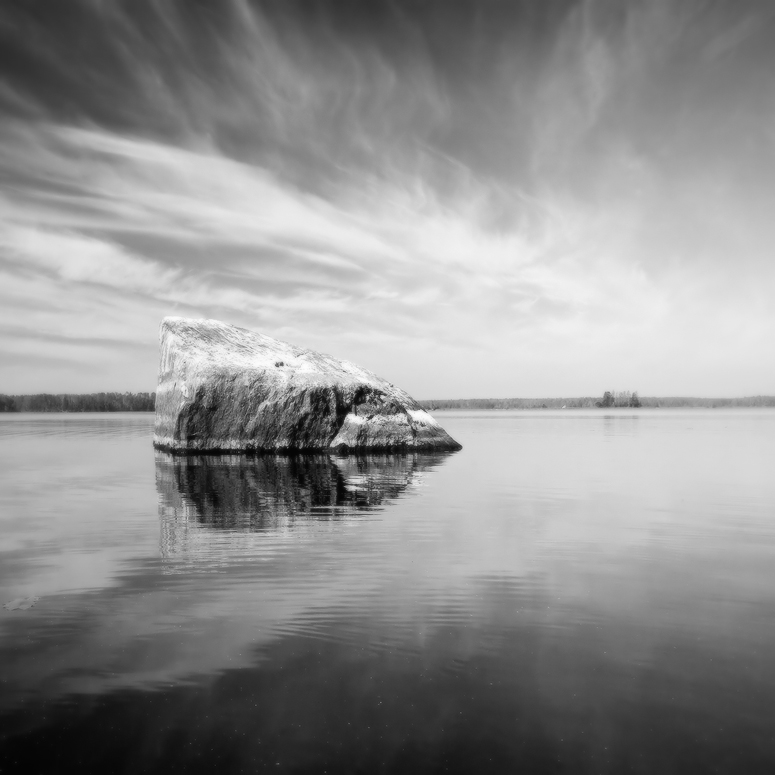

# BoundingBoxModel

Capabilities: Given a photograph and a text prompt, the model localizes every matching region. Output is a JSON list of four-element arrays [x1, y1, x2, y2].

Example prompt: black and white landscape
[[1, 2, 775, 774]]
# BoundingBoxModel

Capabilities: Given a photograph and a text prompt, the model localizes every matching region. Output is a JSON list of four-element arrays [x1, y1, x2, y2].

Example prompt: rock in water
[[153, 317, 462, 454]]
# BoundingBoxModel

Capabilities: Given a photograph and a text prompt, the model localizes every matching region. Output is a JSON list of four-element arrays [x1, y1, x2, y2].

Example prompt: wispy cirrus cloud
[[1, 0, 774, 396]]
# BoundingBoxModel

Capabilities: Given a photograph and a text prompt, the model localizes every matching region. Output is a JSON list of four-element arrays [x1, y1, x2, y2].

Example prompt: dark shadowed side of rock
[[153, 317, 462, 454]]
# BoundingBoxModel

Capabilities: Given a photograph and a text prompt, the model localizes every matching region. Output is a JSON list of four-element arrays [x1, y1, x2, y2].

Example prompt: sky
[[1, 0, 774, 399]]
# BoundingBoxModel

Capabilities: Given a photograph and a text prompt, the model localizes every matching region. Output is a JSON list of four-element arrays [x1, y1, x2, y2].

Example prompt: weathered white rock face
[[153, 317, 462, 454]]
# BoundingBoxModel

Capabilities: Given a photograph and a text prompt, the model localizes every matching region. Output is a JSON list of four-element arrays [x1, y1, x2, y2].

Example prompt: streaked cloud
[[1, 0, 773, 396]]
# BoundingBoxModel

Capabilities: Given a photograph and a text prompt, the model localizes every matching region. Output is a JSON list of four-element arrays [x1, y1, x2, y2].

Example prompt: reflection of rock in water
[[156, 452, 450, 565]]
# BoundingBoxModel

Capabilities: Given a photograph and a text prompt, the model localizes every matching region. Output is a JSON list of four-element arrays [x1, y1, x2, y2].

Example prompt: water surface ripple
[[1, 409, 775, 773]]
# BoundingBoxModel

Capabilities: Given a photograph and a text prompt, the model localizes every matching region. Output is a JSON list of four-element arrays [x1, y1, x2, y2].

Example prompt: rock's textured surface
[[153, 317, 462, 454]]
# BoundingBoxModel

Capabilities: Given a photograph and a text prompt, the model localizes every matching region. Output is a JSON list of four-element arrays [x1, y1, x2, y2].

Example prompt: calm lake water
[[1, 409, 775, 773]]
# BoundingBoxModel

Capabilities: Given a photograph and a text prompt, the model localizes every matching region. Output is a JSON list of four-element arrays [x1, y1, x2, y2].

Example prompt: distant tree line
[[2, 391, 772, 414], [0, 392, 156, 412], [420, 394, 775, 410], [596, 390, 641, 408], [637, 395, 775, 408], [418, 397, 600, 410]]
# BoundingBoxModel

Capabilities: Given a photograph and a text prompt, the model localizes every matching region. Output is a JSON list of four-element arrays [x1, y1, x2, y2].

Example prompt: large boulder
[[153, 317, 462, 454]]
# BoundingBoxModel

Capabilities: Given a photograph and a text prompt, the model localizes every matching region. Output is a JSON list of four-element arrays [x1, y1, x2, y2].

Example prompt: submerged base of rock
[[153, 317, 462, 455]]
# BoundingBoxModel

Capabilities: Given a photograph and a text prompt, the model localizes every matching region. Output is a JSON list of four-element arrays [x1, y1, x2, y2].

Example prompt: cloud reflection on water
[[3, 412, 775, 772], [0, 448, 456, 708]]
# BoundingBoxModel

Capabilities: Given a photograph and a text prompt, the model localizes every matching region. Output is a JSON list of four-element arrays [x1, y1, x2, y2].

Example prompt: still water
[[1, 409, 775, 773]]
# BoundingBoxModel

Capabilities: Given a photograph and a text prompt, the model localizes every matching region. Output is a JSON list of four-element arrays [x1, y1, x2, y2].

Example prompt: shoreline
[[2, 400, 775, 413]]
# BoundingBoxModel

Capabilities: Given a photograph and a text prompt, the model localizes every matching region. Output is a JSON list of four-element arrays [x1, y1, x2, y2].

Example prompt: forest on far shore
[[419, 394, 775, 410], [0, 393, 156, 412], [1, 392, 773, 413]]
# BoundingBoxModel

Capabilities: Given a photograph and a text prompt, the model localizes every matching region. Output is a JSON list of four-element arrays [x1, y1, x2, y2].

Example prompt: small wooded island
[[153, 317, 462, 454]]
